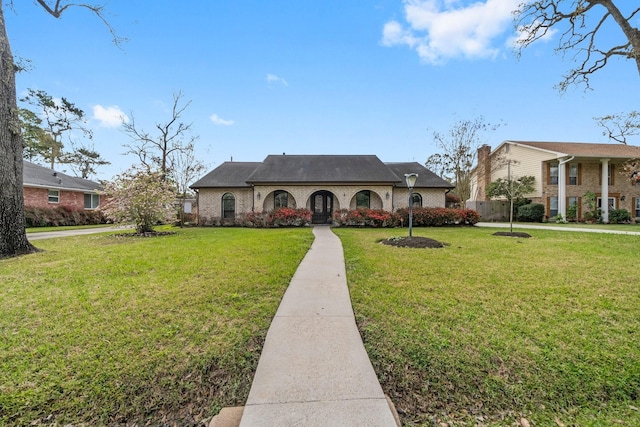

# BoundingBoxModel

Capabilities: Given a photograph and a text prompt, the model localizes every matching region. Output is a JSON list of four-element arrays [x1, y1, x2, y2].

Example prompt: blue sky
[[7, 0, 640, 181]]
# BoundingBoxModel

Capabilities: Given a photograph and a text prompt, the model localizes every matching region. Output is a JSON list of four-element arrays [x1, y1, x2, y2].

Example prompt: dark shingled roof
[[385, 162, 454, 188], [190, 156, 453, 189], [509, 141, 640, 159], [246, 155, 401, 183], [190, 162, 261, 188], [23, 161, 102, 192]]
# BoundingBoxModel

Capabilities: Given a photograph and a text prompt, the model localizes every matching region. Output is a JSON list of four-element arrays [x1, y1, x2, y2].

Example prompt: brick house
[[190, 154, 453, 224], [23, 161, 103, 210], [469, 141, 640, 222]]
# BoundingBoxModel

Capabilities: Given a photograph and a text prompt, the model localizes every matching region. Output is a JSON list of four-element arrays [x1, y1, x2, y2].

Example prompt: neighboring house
[[469, 141, 640, 222], [190, 154, 453, 224], [23, 161, 103, 210]]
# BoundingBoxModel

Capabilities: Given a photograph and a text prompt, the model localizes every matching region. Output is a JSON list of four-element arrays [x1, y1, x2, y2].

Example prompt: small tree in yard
[[101, 168, 176, 234], [486, 175, 535, 234]]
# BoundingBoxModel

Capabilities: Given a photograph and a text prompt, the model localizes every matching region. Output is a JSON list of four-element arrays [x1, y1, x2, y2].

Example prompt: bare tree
[[594, 111, 640, 144], [122, 91, 198, 180], [426, 117, 502, 208], [0, 1, 120, 258], [168, 147, 206, 226], [514, 1, 640, 92]]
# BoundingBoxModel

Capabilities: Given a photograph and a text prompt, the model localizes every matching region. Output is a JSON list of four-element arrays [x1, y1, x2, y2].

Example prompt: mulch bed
[[492, 231, 532, 238], [381, 236, 445, 248], [113, 231, 177, 238]]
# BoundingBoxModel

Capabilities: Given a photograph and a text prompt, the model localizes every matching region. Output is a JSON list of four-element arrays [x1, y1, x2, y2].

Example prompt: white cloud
[[210, 113, 234, 126], [92, 105, 128, 127], [266, 73, 288, 86], [382, 0, 521, 64]]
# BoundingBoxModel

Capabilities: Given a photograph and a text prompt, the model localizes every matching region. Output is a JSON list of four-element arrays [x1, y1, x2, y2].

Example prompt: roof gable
[[384, 162, 453, 188], [506, 141, 640, 159], [23, 161, 102, 192], [190, 162, 260, 188]]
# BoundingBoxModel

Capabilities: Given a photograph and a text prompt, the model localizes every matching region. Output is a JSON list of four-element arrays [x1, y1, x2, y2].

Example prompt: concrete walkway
[[238, 226, 399, 427], [476, 222, 640, 235]]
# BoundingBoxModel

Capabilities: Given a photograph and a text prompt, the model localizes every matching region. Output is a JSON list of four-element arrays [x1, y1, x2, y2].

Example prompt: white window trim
[[48, 189, 60, 203], [84, 193, 100, 209]]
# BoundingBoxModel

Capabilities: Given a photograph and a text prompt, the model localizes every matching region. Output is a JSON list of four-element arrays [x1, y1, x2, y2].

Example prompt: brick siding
[[24, 186, 99, 210]]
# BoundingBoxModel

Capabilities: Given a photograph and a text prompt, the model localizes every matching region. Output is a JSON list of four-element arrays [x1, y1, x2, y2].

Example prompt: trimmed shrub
[[332, 208, 400, 227], [516, 203, 545, 223], [332, 207, 479, 228], [24, 206, 106, 227], [395, 207, 480, 226], [609, 208, 631, 224], [268, 208, 312, 227]]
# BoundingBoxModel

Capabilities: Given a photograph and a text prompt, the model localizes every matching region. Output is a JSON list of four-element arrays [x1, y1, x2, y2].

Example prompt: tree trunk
[[0, 5, 38, 258]]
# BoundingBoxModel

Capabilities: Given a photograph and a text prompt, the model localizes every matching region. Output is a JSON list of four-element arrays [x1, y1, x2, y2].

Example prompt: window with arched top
[[274, 190, 288, 209], [356, 190, 370, 208], [222, 193, 235, 219], [412, 193, 422, 208]]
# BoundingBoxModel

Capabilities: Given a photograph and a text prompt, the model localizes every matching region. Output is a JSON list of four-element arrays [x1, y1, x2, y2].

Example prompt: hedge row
[[394, 207, 480, 227], [332, 207, 480, 228], [25, 206, 107, 228], [246, 208, 312, 227], [199, 207, 480, 228]]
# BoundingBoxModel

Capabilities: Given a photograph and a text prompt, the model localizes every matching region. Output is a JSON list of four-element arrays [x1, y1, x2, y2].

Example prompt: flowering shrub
[[268, 208, 312, 227], [100, 167, 176, 233], [395, 207, 480, 226], [237, 208, 312, 227], [332, 208, 400, 227]]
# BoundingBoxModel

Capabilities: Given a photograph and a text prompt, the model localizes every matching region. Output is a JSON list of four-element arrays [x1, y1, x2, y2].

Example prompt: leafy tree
[[486, 174, 536, 233], [122, 91, 198, 180], [62, 145, 110, 179], [20, 88, 92, 170], [514, 1, 640, 93], [100, 167, 176, 234], [0, 1, 119, 258], [425, 116, 502, 208], [18, 107, 52, 162]]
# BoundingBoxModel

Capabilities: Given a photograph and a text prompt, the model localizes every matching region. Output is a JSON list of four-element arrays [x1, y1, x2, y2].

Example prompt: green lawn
[[0, 227, 314, 426], [3, 226, 639, 426], [334, 227, 640, 426]]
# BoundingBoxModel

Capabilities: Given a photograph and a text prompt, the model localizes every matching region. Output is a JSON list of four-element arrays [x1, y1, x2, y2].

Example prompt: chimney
[[477, 145, 492, 201]]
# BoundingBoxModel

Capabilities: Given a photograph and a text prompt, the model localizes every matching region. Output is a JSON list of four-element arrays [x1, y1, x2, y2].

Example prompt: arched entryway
[[311, 191, 334, 224]]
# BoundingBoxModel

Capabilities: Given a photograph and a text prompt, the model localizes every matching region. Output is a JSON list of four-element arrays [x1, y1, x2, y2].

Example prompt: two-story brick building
[[469, 141, 640, 222]]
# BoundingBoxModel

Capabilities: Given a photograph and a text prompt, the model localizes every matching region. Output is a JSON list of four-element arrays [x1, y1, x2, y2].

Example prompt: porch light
[[257, 192, 261, 200], [405, 173, 418, 237]]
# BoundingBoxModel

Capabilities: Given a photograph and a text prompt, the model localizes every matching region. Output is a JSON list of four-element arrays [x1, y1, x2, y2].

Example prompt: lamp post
[[405, 173, 418, 237]]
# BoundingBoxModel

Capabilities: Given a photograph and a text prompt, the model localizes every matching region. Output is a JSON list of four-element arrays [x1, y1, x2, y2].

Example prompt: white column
[[557, 161, 567, 220], [601, 159, 610, 223], [557, 156, 574, 221]]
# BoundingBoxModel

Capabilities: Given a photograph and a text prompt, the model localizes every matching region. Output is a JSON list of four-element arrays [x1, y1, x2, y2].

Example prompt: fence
[[467, 200, 510, 221]]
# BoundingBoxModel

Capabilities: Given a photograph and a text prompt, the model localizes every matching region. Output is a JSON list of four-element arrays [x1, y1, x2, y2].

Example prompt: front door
[[311, 191, 333, 224]]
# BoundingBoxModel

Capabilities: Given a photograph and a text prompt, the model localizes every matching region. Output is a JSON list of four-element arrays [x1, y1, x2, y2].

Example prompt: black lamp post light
[[404, 173, 418, 237]]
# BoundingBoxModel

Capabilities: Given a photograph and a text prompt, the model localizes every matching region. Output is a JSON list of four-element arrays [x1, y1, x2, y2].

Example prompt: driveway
[[27, 226, 125, 241]]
